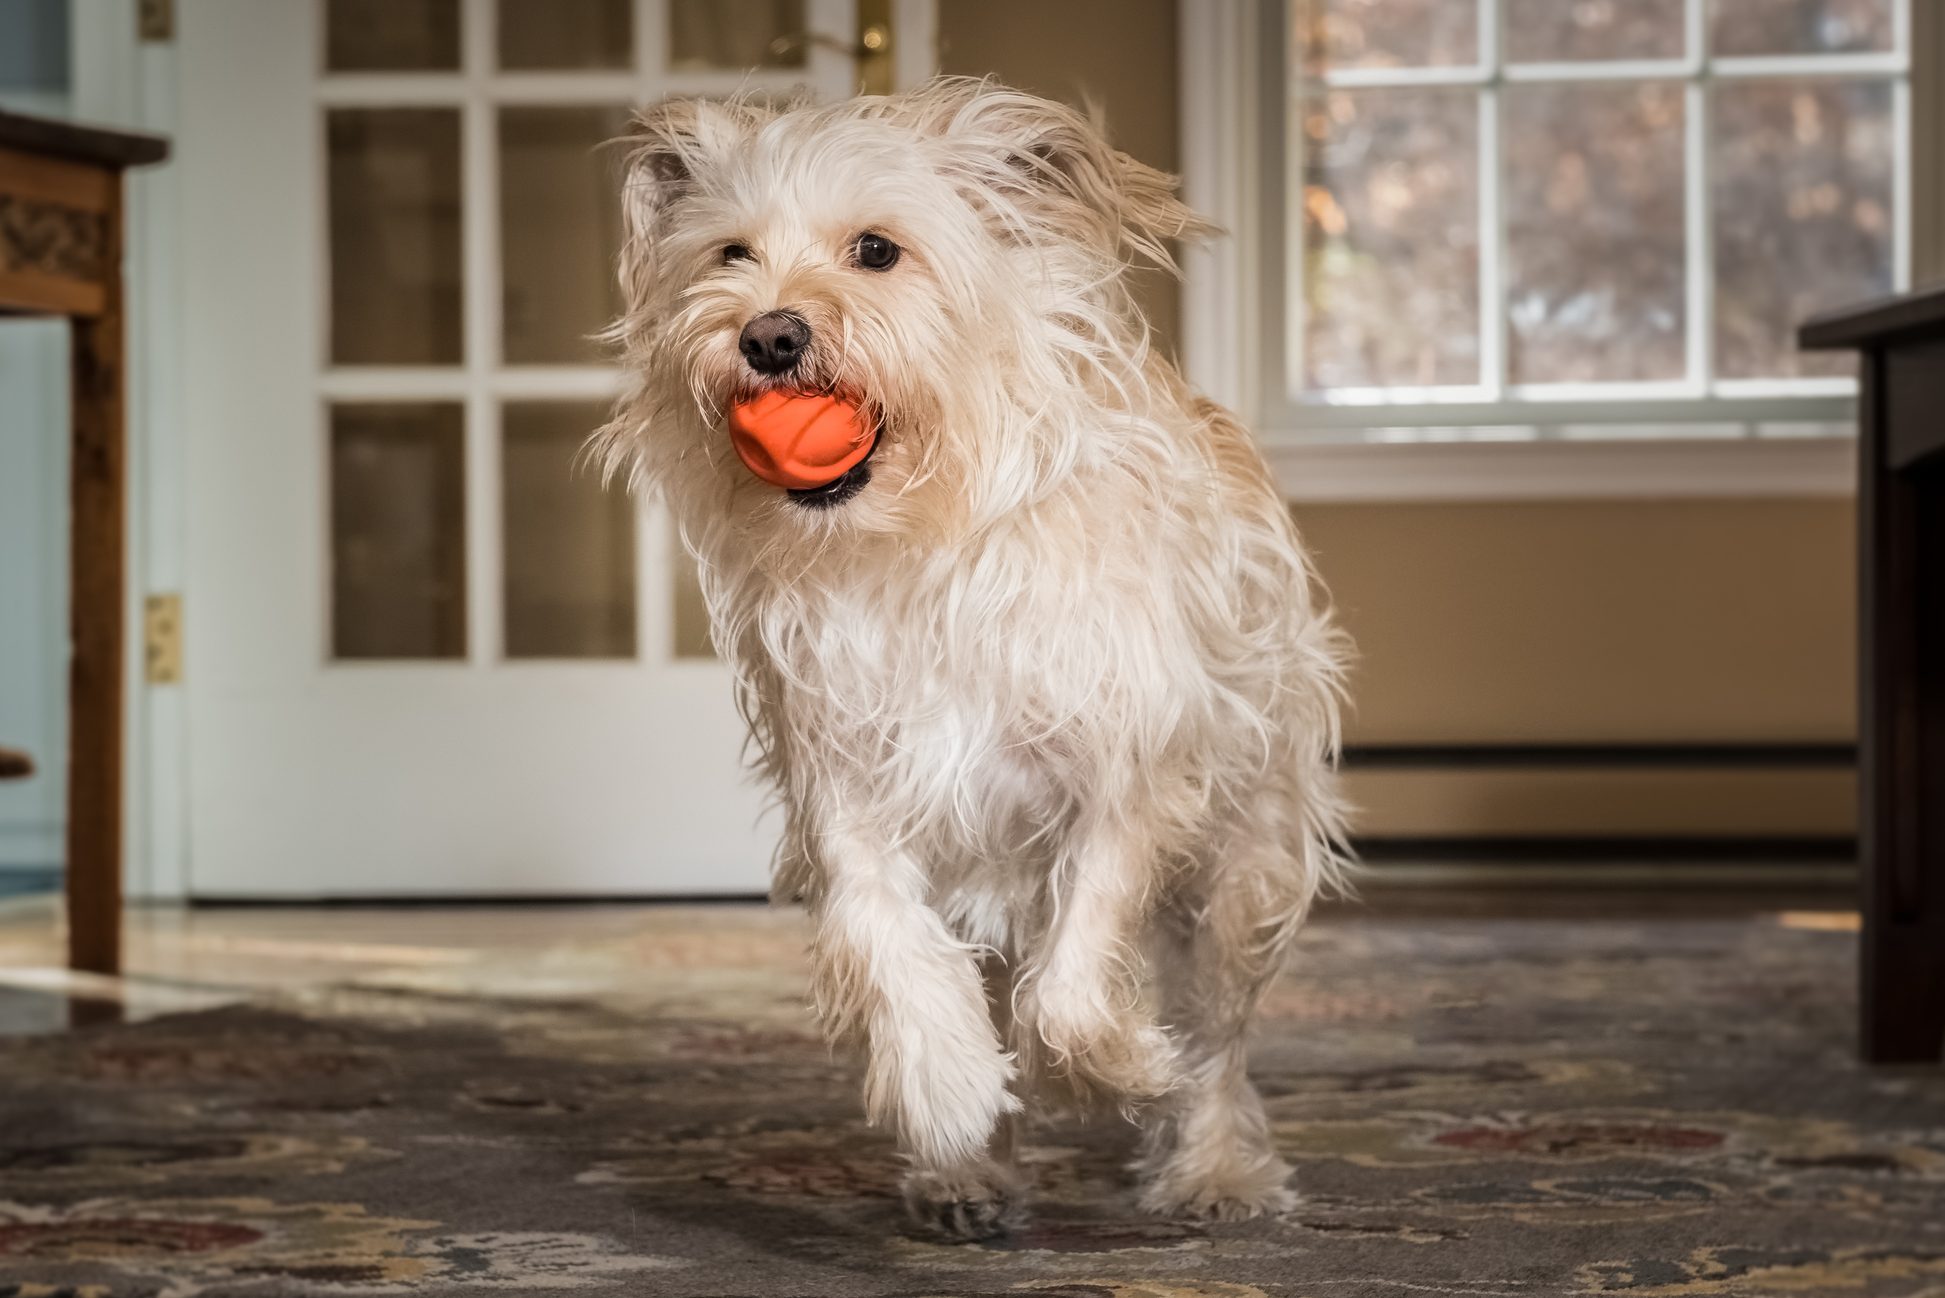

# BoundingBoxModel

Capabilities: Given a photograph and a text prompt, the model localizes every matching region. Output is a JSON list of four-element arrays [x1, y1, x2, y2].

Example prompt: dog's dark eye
[[853, 232, 900, 271], [722, 243, 754, 264]]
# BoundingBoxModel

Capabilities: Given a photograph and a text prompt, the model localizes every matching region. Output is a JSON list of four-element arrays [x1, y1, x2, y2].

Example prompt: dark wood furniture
[[0, 110, 168, 976], [1802, 286, 1945, 1064]]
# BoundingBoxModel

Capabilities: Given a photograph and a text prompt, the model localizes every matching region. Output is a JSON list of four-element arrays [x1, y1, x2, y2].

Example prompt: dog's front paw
[[903, 1162, 1023, 1242], [1032, 1001, 1182, 1103]]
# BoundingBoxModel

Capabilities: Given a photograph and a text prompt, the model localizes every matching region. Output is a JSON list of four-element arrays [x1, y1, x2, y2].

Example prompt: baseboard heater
[[1341, 740, 1857, 865], [1350, 835, 1855, 863], [1340, 741, 1857, 769]]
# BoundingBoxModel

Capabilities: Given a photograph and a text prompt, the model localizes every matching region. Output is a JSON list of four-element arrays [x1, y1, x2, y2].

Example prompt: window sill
[[1261, 434, 1857, 503]]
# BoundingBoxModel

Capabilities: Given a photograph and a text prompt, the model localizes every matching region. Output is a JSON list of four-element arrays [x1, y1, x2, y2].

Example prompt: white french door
[[175, 0, 858, 897]]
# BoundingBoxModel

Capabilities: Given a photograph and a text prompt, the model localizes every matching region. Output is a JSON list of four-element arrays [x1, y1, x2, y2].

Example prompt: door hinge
[[139, 0, 175, 44], [144, 593, 182, 684]]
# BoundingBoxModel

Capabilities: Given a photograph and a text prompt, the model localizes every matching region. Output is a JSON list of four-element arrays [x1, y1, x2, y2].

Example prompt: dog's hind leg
[[1134, 819, 1314, 1220], [808, 823, 1020, 1185], [902, 956, 1026, 1241]]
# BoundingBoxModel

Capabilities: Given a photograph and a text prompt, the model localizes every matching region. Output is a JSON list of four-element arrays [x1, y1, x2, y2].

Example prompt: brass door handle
[[769, 24, 891, 62]]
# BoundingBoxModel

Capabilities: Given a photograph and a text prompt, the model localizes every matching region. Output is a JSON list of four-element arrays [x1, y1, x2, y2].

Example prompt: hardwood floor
[[0, 885, 1857, 1037]]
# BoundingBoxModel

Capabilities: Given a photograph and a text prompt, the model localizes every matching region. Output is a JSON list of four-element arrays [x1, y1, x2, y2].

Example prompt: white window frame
[[1181, 0, 1937, 500]]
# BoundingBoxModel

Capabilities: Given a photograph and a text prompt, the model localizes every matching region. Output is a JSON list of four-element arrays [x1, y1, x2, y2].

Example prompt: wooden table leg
[[65, 189, 125, 977], [1859, 351, 1945, 1064]]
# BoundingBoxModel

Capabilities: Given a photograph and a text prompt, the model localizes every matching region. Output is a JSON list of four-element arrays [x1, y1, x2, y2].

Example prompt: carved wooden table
[[0, 110, 169, 975], [1802, 285, 1945, 1064]]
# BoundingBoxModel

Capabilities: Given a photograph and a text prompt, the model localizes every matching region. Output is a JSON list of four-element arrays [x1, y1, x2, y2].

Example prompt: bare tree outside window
[[1287, 0, 1904, 423], [1300, 89, 1480, 389]]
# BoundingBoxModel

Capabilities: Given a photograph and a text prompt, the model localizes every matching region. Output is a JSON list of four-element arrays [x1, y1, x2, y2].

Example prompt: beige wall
[[937, 0, 1183, 358], [1301, 499, 1855, 745], [935, 1, 1858, 839], [1306, 500, 1856, 837]]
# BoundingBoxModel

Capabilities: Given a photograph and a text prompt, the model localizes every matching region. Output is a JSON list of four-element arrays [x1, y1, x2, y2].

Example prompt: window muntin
[[1279, 0, 1907, 432]]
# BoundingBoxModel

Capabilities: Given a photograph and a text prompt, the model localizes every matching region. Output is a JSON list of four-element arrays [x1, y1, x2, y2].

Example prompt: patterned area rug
[[0, 904, 1941, 1297]]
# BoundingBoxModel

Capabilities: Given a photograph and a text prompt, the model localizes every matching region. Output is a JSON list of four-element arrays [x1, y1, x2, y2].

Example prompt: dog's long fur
[[599, 77, 1351, 1236]]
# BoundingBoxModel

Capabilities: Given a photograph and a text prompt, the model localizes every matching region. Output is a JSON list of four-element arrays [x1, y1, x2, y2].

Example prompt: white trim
[[806, 0, 861, 93], [1710, 377, 1859, 400], [70, 3, 190, 902], [1316, 51, 1909, 89], [1502, 58, 1696, 83], [638, 498, 678, 668], [1177, 0, 1912, 500], [1478, 0, 1505, 398], [1281, 392, 1854, 429], [316, 69, 814, 105], [1266, 435, 1855, 502], [460, 0, 502, 667], [1711, 52, 1908, 78], [319, 366, 623, 401], [1684, 0, 1712, 389], [1288, 376, 1855, 409], [1178, 0, 1257, 416], [889, 0, 939, 93], [1316, 64, 1496, 89], [636, 0, 667, 73], [1275, 0, 1304, 429]]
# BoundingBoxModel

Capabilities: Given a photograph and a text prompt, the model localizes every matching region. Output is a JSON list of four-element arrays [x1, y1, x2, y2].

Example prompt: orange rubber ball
[[726, 391, 876, 490]]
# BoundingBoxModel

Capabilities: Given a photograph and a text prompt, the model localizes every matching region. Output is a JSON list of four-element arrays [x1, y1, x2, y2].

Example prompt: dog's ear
[[611, 96, 762, 337], [610, 98, 709, 343], [921, 80, 1216, 272], [619, 97, 717, 236]]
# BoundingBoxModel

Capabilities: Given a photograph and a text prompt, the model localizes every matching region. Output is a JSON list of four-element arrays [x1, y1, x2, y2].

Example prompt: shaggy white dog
[[600, 77, 1350, 1239]]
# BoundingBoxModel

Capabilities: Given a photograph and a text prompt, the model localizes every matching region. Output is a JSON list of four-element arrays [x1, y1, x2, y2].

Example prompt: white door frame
[[67, 0, 941, 903], [70, 0, 189, 901], [168, 0, 951, 899], [890, 0, 939, 92]]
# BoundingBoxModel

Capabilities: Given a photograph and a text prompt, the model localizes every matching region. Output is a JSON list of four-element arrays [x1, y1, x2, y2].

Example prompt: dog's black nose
[[739, 311, 810, 375]]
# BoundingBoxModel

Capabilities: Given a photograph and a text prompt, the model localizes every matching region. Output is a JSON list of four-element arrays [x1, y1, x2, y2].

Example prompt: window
[[315, 0, 826, 661], [1241, 0, 1910, 443]]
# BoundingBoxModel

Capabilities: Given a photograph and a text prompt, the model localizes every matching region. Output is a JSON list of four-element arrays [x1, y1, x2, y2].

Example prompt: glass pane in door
[[330, 404, 467, 659], [328, 109, 463, 365], [326, 0, 461, 71], [498, 0, 633, 69], [669, 0, 807, 69], [500, 105, 631, 364], [503, 402, 637, 659]]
